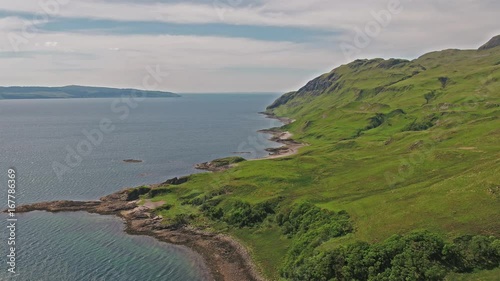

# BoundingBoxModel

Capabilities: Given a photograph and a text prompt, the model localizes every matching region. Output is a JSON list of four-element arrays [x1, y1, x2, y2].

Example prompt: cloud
[[0, 0, 497, 31], [44, 41, 59, 47], [0, 0, 498, 92], [0, 16, 28, 31], [0, 31, 343, 92]]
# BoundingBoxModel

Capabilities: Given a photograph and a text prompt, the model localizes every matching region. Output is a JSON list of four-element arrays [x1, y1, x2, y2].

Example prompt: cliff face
[[267, 36, 500, 143], [267, 58, 429, 114], [478, 34, 500, 50]]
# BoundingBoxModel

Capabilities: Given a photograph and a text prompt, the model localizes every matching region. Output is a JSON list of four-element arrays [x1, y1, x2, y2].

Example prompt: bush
[[148, 187, 171, 197], [403, 114, 439, 131], [276, 203, 353, 280], [366, 113, 386, 130], [126, 186, 151, 200], [169, 214, 190, 228], [280, 230, 500, 281], [155, 203, 173, 212], [445, 235, 500, 272], [223, 200, 277, 227]]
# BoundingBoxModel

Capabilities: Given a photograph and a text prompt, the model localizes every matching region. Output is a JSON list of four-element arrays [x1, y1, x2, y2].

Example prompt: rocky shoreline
[[13, 112, 304, 281], [259, 112, 295, 125], [14, 187, 264, 281], [256, 129, 304, 158]]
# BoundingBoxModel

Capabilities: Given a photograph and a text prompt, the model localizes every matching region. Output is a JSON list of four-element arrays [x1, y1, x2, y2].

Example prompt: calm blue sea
[[0, 94, 281, 281]]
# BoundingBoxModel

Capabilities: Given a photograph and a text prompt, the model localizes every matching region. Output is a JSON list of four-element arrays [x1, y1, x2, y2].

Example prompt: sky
[[0, 0, 498, 93]]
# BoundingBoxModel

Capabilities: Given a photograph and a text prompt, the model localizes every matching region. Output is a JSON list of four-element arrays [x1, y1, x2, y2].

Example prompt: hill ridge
[[0, 85, 179, 99]]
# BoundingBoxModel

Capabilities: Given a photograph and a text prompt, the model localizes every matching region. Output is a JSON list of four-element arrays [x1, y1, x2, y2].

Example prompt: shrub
[[223, 200, 276, 227], [280, 230, 500, 281], [126, 186, 151, 200]]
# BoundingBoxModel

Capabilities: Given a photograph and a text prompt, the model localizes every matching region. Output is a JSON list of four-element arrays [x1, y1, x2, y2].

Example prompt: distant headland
[[0, 85, 179, 99]]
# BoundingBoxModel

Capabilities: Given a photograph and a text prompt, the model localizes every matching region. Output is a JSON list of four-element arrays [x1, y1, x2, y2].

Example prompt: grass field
[[142, 42, 500, 280]]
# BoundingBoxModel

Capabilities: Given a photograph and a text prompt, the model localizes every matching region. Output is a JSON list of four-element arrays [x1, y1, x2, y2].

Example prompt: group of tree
[[280, 228, 499, 281], [181, 194, 499, 281]]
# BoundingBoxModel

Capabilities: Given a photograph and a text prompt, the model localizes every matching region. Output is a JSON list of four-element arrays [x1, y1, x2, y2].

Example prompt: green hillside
[[142, 37, 500, 280]]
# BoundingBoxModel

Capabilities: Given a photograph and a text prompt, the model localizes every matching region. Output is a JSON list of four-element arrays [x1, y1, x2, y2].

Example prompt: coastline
[[13, 188, 265, 281], [255, 112, 305, 160], [13, 111, 303, 281]]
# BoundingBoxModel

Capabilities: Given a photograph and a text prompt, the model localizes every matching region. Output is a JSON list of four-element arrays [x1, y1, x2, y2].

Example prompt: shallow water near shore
[[0, 94, 281, 280], [5, 212, 211, 281]]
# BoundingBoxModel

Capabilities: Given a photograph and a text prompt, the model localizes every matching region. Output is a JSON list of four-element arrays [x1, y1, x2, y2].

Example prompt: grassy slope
[[148, 45, 500, 280]]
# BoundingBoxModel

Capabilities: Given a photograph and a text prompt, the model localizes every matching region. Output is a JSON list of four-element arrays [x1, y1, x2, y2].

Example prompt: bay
[[0, 94, 281, 280]]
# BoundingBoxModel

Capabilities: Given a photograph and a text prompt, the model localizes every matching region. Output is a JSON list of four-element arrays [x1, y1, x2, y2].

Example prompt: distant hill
[[0, 85, 179, 99]]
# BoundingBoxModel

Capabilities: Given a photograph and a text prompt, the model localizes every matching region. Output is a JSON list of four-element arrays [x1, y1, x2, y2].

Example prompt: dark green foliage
[[276, 203, 351, 237], [280, 230, 500, 281], [223, 199, 278, 227], [404, 121, 434, 131], [169, 214, 190, 228], [444, 235, 500, 272], [126, 186, 151, 200], [438, 77, 450, 88], [148, 187, 172, 197], [387, 109, 406, 117], [424, 91, 436, 104], [403, 114, 439, 131], [366, 113, 386, 130], [276, 203, 353, 280], [363, 110, 406, 132], [155, 203, 173, 212], [181, 186, 237, 220], [200, 198, 224, 220], [184, 186, 233, 206]]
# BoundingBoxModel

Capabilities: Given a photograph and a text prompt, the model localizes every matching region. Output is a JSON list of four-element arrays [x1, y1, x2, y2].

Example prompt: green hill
[[0, 85, 179, 99], [142, 36, 500, 280]]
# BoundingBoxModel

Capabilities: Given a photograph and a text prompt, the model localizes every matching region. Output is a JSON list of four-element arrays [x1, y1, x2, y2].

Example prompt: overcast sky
[[0, 0, 498, 93]]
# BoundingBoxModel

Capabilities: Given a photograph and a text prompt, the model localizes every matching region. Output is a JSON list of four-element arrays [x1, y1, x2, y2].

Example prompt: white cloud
[[0, 31, 343, 92], [44, 41, 59, 47], [0, 0, 498, 91], [0, 0, 497, 31], [0, 16, 27, 31]]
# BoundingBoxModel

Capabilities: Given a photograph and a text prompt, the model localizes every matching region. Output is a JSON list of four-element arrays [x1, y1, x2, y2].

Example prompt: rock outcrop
[[162, 176, 189, 185], [9, 186, 264, 281], [194, 157, 246, 172], [478, 35, 500, 50]]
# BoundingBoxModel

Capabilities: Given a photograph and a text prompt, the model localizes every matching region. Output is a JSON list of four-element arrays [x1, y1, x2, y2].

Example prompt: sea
[[0, 94, 282, 281]]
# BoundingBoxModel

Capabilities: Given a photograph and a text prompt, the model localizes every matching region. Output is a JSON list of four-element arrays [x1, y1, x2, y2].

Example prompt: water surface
[[0, 94, 281, 280]]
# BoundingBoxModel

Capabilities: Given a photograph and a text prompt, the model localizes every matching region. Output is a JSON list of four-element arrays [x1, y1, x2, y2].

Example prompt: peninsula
[[0, 85, 179, 99]]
